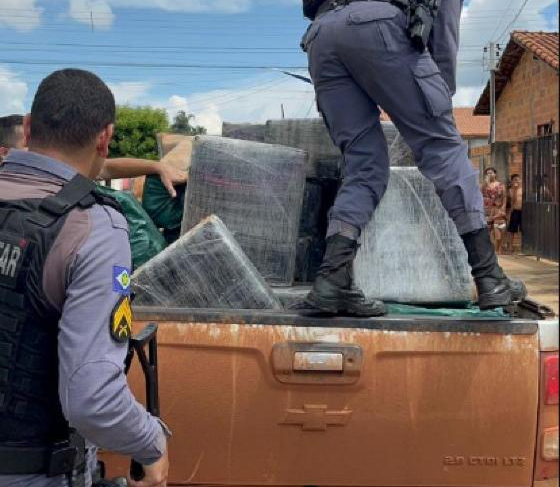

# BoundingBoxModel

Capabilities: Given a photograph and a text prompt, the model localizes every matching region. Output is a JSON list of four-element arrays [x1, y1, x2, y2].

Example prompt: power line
[[497, 0, 532, 41]]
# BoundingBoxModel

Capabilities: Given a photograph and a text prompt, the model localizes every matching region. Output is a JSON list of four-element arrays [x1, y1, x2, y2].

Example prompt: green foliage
[[109, 106, 169, 160], [170, 110, 207, 136]]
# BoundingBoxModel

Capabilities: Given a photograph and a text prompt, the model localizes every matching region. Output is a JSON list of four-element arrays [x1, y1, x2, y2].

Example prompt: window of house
[[537, 123, 554, 137]]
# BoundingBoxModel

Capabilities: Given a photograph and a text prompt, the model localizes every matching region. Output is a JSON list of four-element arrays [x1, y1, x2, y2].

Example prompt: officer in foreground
[[296, 0, 527, 316], [0, 69, 169, 486]]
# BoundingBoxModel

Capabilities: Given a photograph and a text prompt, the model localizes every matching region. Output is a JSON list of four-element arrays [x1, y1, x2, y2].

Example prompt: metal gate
[[523, 134, 559, 261]]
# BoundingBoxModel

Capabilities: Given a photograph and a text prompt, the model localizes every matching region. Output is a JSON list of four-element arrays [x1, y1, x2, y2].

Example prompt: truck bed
[[104, 307, 545, 487]]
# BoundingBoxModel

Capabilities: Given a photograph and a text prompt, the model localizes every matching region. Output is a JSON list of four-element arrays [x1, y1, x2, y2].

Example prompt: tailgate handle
[[272, 342, 363, 385], [293, 352, 344, 372]]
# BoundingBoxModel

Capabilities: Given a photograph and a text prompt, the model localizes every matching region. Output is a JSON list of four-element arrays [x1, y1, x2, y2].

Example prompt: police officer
[[296, 0, 527, 316], [0, 69, 169, 486]]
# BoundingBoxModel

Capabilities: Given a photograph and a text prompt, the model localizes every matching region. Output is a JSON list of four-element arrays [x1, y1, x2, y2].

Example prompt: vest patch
[[0, 231, 28, 289], [113, 266, 131, 296]]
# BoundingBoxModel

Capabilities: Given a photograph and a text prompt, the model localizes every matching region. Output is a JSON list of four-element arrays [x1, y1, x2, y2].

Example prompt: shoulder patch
[[110, 295, 133, 343], [113, 266, 131, 296]]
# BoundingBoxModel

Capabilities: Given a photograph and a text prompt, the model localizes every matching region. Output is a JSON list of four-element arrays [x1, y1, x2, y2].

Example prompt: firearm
[[393, 0, 440, 52]]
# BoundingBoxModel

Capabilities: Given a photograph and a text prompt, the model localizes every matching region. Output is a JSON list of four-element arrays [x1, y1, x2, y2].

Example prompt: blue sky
[[0, 0, 557, 133]]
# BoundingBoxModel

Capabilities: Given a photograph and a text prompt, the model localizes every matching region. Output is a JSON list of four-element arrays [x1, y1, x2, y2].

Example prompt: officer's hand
[[127, 449, 169, 487], [155, 163, 187, 198]]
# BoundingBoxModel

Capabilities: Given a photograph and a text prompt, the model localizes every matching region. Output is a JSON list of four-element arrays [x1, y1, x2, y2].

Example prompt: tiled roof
[[474, 31, 559, 115], [454, 107, 490, 138], [514, 31, 559, 70], [381, 108, 489, 138]]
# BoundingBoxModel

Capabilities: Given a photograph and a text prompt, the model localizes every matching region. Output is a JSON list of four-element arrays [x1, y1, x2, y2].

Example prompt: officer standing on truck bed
[[295, 0, 528, 316], [0, 69, 169, 487]]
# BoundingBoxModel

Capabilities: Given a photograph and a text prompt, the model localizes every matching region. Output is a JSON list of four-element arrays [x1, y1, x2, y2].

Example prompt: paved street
[[500, 255, 559, 315]]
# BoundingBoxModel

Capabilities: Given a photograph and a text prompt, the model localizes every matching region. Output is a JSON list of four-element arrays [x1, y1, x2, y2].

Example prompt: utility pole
[[484, 42, 501, 144]]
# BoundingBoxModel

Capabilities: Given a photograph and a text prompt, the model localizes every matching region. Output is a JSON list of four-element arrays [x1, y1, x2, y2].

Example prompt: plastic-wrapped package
[[382, 121, 398, 149], [264, 119, 399, 178], [389, 132, 415, 167], [95, 186, 167, 270], [133, 215, 282, 309], [273, 286, 311, 308], [181, 136, 307, 286], [222, 122, 266, 142], [355, 168, 472, 304], [264, 118, 341, 179]]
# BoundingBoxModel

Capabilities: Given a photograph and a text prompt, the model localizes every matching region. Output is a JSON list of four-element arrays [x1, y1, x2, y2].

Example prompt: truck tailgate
[[107, 310, 539, 487]]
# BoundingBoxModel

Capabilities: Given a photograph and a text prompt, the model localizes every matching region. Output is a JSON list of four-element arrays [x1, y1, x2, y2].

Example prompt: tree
[[170, 111, 207, 135], [109, 106, 169, 160]]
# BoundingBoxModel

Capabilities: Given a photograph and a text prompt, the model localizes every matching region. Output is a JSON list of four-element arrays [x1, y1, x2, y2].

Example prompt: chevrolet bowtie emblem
[[280, 405, 353, 431]]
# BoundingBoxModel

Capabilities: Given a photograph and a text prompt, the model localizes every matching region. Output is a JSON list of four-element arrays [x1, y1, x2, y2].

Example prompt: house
[[474, 31, 558, 141], [473, 31, 559, 261], [453, 107, 490, 152]]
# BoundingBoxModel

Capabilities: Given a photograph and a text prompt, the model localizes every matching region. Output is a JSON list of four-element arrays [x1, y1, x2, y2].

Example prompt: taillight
[[544, 355, 559, 405]]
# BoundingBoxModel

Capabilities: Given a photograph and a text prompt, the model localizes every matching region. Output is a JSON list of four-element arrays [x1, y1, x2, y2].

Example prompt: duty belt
[[0, 432, 85, 478], [316, 0, 408, 17]]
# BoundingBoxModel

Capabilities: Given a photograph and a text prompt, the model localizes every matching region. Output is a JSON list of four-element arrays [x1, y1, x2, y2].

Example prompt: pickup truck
[[102, 305, 559, 487]]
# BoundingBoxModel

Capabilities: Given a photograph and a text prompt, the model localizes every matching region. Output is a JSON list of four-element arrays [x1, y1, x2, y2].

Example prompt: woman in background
[[482, 167, 508, 255]]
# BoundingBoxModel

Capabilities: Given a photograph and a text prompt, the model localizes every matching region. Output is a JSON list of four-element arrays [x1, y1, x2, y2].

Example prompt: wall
[[495, 50, 559, 141]]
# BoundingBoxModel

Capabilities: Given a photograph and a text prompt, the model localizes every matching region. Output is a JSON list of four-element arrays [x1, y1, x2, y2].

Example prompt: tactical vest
[[0, 174, 121, 476]]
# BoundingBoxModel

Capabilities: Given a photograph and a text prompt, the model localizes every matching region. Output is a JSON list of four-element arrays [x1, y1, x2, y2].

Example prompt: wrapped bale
[[222, 122, 266, 142], [273, 286, 311, 308], [264, 119, 398, 178], [389, 132, 415, 167], [355, 168, 472, 304], [264, 118, 341, 179], [181, 136, 307, 286], [382, 121, 398, 148], [133, 215, 282, 309]]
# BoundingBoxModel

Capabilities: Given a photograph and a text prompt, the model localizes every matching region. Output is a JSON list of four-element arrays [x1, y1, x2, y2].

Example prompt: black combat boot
[[293, 234, 387, 317], [462, 228, 527, 310]]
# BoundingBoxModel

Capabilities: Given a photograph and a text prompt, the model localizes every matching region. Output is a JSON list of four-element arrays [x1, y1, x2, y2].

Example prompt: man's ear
[[96, 124, 114, 158], [23, 114, 32, 147]]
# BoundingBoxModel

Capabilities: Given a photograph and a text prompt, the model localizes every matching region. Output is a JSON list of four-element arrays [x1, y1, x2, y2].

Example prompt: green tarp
[[386, 303, 508, 319], [96, 185, 167, 270]]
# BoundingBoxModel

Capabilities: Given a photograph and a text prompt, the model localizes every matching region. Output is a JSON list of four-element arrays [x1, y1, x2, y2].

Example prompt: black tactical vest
[[0, 175, 120, 462], [303, 0, 328, 19]]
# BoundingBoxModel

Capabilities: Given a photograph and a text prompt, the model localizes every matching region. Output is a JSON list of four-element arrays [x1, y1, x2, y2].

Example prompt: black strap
[[0, 445, 49, 474], [28, 174, 97, 228], [0, 436, 82, 476]]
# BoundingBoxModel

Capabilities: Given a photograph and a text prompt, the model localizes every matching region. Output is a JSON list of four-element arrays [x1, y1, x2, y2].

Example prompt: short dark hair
[[30, 69, 115, 150], [511, 174, 521, 180], [0, 115, 24, 148], [485, 167, 497, 176]]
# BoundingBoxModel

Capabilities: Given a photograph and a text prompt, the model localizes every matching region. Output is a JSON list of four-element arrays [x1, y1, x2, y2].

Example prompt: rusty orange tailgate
[[105, 310, 539, 487]]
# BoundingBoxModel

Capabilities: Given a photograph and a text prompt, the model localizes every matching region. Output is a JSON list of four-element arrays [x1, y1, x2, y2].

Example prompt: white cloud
[[151, 76, 317, 134], [0, 0, 43, 32], [69, 0, 115, 29], [0, 66, 28, 116], [108, 81, 152, 105], [67, 0, 299, 28], [453, 86, 487, 107]]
